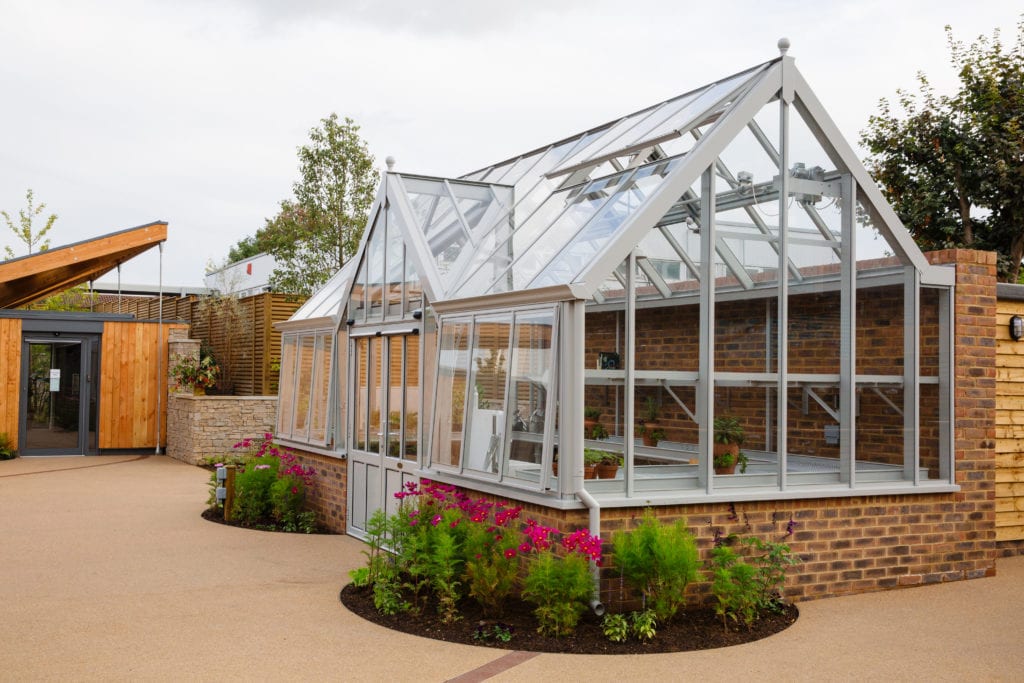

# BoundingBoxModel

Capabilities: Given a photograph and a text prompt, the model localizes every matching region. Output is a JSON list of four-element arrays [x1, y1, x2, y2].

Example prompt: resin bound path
[[1, 454, 1021, 681]]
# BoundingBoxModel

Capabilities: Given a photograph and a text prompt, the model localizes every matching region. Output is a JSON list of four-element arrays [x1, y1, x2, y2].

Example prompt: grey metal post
[[839, 176, 856, 485], [777, 86, 791, 490], [625, 250, 636, 498], [698, 167, 715, 491], [904, 267, 921, 483]]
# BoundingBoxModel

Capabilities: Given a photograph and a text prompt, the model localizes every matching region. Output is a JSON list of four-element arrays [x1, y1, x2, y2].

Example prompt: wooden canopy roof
[[0, 221, 167, 308]]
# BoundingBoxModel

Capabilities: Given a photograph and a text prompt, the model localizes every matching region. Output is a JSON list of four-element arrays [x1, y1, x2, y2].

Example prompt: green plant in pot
[[584, 406, 602, 430], [638, 396, 663, 447], [583, 448, 605, 479], [593, 450, 623, 479], [713, 416, 746, 474]]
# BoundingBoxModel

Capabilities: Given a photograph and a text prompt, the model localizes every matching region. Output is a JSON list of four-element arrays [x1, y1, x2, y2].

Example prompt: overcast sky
[[1, 1, 1020, 288]]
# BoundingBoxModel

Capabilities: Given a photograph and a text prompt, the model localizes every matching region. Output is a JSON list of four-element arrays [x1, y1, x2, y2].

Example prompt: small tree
[[3, 189, 57, 259], [256, 114, 379, 295], [861, 21, 1024, 281]]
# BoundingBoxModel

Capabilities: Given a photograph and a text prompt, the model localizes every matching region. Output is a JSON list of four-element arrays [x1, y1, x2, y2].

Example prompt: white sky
[[1, 0, 1020, 288]]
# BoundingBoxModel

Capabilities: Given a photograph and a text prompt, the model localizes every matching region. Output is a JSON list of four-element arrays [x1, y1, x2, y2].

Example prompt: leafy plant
[[642, 396, 661, 423], [584, 448, 610, 467], [709, 536, 797, 629], [522, 552, 593, 637], [232, 456, 279, 523], [587, 423, 609, 440], [602, 613, 629, 642], [584, 406, 602, 420], [713, 416, 745, 444], [713, 449, 749, 473], [631, 609, 658, 642], [473, 622, 514, 643], [611, 511, 701, 621], [0, 432, 16, 460], [170, 354, 220, 391]]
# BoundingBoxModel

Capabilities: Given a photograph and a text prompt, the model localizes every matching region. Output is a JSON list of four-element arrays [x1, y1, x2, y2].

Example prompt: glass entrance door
[[21, 338, 97, 455]]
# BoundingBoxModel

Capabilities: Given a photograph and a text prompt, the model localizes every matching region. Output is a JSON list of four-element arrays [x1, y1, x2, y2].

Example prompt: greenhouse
[[276, 47, 963, 540]]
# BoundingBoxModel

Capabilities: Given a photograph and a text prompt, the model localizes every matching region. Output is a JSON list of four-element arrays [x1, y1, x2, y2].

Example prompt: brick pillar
[[926, 249, 998, 577]]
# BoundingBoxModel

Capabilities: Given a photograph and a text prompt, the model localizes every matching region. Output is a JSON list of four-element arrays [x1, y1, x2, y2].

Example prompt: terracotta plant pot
[[583, 465, 597, 479], [713, 442, 739, 474], [552, 461, 558, 477], [584, 418, 598, 431], [595, 463, 619, 479]]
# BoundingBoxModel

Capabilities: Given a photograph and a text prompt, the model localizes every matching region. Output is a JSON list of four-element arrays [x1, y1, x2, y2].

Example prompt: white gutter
[[575, 485, 606, 616]]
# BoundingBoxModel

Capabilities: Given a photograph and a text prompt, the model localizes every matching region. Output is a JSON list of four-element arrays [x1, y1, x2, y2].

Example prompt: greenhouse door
[[348, 333, 420, 538]]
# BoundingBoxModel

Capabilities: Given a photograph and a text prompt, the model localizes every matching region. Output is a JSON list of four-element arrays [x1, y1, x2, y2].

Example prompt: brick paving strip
[[445, 651, 540, 682], [0, 454, 148, 478]]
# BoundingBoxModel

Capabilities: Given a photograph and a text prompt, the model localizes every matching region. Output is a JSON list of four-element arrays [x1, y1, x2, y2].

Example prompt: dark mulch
[[200, 507, 338, 534], [339, 583, 798, 654]]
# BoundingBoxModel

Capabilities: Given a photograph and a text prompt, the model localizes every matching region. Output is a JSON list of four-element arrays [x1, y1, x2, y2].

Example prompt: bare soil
[[200, 507, 337, 534], [339, 583, 798, 654]]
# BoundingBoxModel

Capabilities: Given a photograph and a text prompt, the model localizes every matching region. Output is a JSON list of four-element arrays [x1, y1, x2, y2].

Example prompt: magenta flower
[[503, 548, 516, 559], [431, 514, 442, 526]]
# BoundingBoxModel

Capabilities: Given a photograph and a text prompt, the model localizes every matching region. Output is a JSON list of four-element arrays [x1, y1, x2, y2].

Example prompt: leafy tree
[[861, 20, 1024, 281], [2, 188, 57, 259], [257, 114, 379, 295], [226, 235, 261, 264]]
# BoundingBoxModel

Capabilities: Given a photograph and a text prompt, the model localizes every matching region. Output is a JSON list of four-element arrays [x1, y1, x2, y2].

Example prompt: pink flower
[[503, 548, 516, 559], [431, 514, 442, 526], [518, 542, 531, 554], [291, 487, 298, 495]]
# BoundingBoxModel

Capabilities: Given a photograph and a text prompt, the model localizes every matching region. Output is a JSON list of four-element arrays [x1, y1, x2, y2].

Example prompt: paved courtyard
[[1, 455, 1022, 681]]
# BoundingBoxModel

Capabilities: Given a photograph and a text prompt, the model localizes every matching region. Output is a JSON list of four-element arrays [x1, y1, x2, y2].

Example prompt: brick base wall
[[282, 448, 348, 533], [166, 394, 277, 465]]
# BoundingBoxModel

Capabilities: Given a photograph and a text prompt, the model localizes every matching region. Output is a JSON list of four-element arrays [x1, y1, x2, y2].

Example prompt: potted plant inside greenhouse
[[583, 448, 607, 479], [594, 450, 623, 479], [637, 396, 665, 447], [712, 416, 747, 474]]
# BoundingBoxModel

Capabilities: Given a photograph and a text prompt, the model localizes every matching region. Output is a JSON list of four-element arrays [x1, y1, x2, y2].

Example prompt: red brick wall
[[286, 448, 348, 533]]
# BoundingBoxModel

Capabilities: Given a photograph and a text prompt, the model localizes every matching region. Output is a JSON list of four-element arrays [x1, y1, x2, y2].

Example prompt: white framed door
[[347, 333, 420, 538]]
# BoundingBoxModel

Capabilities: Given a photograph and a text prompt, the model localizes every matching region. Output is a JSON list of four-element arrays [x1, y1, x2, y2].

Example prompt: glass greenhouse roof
[[288, 258, 356, 323], [318, 52, 937, 313]]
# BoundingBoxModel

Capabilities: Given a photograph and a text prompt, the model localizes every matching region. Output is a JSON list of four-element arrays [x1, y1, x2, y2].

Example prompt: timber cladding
[[995, 297, 1024, 543], [0, 318, 22, 441], [99, 321, 188, 448], [97, 292, 305, 396]]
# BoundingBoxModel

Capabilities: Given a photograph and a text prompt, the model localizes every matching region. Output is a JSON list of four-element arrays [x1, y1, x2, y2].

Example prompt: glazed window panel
[[404, 334, 420, 462], [292, 335, 316, 439], [369, 336, 384, 453], [309, 333, 333, 445], [505, 309, 556, 486], [354, 337, 369, 451], [464, 314, 513, 476], [277, 335, 298, 438], [335, 330, 347, 450], [431, 318, 471, 469]]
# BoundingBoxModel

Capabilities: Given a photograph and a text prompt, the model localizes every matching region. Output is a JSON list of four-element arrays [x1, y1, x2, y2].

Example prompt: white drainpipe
[[575, 484, 605, 616]]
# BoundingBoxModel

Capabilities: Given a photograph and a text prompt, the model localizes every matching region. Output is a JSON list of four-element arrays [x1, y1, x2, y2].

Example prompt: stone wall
[[166, 394, 277, 465]]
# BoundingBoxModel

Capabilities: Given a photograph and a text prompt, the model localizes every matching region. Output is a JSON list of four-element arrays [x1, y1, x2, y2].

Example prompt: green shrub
[[602, 613, 629, 642], [521, 552, 592, 637], [232, 456, 279, 524], [611, 511, 700, 621], [0, 432, 16, 460], [270, 474, 306, 522], [709, 537, 797, 629], [631, 609, 658, 641]]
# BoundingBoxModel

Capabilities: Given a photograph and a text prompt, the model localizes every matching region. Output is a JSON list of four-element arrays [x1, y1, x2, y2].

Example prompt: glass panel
[[464, 314, 512, 476], [431, 318, 471, 468], [349, 257, 367, 322], [25, 342, 82, 452], [505, 309, 555, 485], [354, 337, 369, 450], [309, 333, 333, 444], [404, 257, 422, 315], [292, 335, 315, 439], [386, 336, 402, 458], [277, 335, 297, 437], [366, 226, 385, 320], [856, 284, 905, 474], [385, 222, 404, 318], [369, 336, 384, 453], [404, 334, 420, 462], [336, 330, 347, 450], [529, 157, 683, 289]]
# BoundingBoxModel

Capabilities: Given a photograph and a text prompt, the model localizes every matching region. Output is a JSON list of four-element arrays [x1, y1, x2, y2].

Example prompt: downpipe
[[575, 480, 606, 617]]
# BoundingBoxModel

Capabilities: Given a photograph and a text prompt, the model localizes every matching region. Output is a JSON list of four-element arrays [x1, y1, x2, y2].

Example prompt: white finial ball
[[385, 156, 396, 171], [778, 37, 791, 55]]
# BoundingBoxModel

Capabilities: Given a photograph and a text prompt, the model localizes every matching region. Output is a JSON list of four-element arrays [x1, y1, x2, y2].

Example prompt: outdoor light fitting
[[1010, 315, 1023, 341]]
